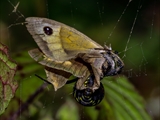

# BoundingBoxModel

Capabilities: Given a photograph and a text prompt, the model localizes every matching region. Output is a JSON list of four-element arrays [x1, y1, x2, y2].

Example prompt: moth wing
[[29, 49, 91, 90], [28, 48, 90, 78], [26, 17, 102, 61], [45, 67, 71, 91]]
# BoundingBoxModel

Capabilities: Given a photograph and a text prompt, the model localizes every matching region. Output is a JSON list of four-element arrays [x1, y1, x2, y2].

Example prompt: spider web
[[0, 0, 159, 119]]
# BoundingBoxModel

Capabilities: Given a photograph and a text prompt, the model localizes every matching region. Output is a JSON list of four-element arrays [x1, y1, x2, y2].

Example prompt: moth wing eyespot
[[43, 26, 53, 35]]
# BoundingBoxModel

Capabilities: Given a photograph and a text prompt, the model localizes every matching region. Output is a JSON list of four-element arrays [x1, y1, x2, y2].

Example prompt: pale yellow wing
[[26, 17, 102, 61]]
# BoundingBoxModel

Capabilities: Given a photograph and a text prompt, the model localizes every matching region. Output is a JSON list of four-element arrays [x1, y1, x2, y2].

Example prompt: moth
[[26, 17, 124, 106]]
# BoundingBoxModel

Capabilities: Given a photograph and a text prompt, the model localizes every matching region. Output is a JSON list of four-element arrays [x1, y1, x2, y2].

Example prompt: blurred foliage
[[0, 43, 17, 115], [0, 0, 159, 119]]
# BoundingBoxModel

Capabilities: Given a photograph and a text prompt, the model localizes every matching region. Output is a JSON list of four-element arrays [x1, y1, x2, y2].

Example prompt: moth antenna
[[7, 21, 28, 29]]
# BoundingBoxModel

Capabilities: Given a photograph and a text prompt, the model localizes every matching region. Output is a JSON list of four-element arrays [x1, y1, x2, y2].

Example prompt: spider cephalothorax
[[102, 49, 124, 77]]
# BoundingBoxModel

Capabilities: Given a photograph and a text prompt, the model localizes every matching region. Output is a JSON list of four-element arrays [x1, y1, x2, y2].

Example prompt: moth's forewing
[[26, 17, 102, 61]]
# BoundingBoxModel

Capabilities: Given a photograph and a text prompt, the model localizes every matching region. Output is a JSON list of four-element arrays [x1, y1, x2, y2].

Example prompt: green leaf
[[98, 76, 152, 120], [0, 43, 18, 115]]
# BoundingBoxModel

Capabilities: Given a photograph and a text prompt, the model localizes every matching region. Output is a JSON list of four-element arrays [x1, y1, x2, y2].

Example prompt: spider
[[72, 47, 124, 106]]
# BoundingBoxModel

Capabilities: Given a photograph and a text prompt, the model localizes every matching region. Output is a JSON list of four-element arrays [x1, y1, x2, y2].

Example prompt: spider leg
[[35, 74, 52, 85]]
